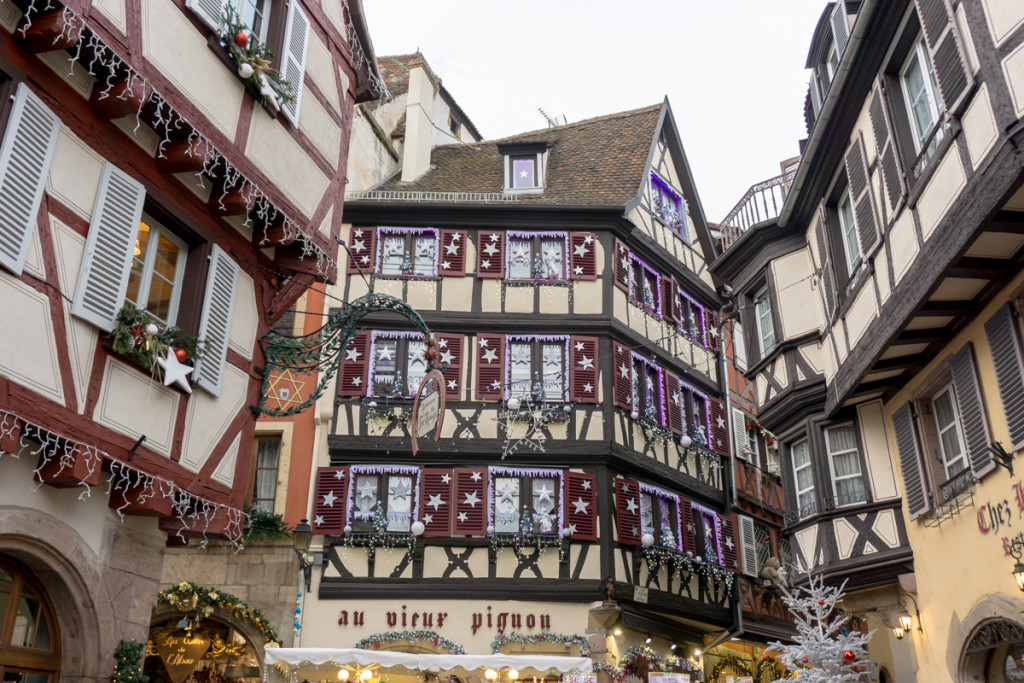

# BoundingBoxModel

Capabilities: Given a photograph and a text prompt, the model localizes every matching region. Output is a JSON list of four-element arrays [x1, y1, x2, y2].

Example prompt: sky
[[360, 0, 827, 223]]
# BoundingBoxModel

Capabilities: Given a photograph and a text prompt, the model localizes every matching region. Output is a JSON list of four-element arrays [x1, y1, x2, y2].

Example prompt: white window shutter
[[733, 321, 747, 371], [738, 514, 758, 577], [0, 83, 60, 276], [185, 0, 228, 31], [194, 245, 239, 396], [279, 2, 310, 127], [71, 163, 145, 332], [830, 0, 850, 58], [731, 407, 749, 460]]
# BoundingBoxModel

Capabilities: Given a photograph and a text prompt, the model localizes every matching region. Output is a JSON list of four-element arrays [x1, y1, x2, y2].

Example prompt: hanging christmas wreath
[[110, 304, 205, 375], [490, 631, 590, 656], [355, 631, 466, 655]]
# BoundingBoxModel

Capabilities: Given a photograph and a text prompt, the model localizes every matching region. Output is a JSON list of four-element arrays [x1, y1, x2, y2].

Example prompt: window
[[932, 383, 968, 479], [825, 424, 866, 506], [369, 331, 428, 397], [650, 174, 686, 240], [686, 387, 710, 445], [753, 521, 773, 574], [681, 296, 706, 343], [125, 214, 187, 326], [507, 336, 567, 402], [510, 156, 537, 189], [0, 556, 61, 683], [230, 0, 270, 43], [499, 144, 547, 192], [754, 287, 776, 355], [692, 503, 722, 564], [350, 466, 418, 533], [506, 231, 566, 280], [377, 227, 438, 277], [629, 255, 661, 316], [491, 468, 560, 534], [632, 353, 663, 425], [250, 436, 280, 513], [826, 43, 840, 83], [791, 439, 816, 518], [899, 35, 942, 153], [837, 192, 860, 276], [640, 485, 680, 549], [448, 115, 461, 138]]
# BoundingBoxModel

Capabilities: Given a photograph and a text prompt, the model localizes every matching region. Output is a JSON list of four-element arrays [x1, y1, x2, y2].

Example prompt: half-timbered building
[[296, 96, 751, 674], [0, 0, 378, 679], [713, 0, 1024, 679]]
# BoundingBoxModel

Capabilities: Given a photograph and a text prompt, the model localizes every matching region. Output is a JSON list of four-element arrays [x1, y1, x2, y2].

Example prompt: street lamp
[[1008, 537, 1024, 591], [892, 593, 920, 640], [293, 518, 313, 591]]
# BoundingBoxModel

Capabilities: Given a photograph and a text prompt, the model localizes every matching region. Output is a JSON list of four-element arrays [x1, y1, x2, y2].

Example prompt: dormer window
[[499, 143, 548, 194]]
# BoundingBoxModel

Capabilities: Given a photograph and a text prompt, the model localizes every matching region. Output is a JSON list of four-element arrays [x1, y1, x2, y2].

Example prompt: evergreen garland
[[110, 639, 149, 683], [355, 631, 466, 654], [158, 580, 279, 644], [490, 631, 590, 656], [709, 655, 750, 683]]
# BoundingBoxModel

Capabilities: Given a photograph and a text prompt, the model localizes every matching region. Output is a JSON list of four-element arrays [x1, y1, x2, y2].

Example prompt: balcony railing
[[718, 170, 796, 250], [346, 190, 521, 203], [734, 459, 785, 517]]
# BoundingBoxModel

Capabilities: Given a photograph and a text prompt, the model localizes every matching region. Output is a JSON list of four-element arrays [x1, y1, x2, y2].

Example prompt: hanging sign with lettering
[[410, 368, 446, 455], [156, 630, 211, 683]]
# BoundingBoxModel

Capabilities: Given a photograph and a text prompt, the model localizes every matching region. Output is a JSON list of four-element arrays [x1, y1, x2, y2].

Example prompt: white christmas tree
[[767, 574, 873, 682]]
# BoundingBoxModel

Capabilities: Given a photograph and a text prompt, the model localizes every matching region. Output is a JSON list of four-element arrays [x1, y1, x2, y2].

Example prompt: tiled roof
[[373, 103, 663, 207], [377, 53, 438, 98]]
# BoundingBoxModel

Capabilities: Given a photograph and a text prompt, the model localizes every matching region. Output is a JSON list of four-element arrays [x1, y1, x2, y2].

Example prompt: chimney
[[401, 56, 435, 182]]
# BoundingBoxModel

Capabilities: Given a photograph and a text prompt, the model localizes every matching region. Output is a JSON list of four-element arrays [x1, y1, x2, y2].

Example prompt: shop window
[[0, 556, 60, 683]]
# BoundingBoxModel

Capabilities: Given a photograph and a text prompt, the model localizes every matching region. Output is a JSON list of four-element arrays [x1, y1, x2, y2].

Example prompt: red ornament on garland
[[175, 348, 188, 363], [818, 599, 825, 605], [843, 650, 856, 664], [762, 655, 769, 661], [373, 642, 380, 650], [802, 658, 808, 664], [855, 667, 862, 673], [234, 31, 249, 48]]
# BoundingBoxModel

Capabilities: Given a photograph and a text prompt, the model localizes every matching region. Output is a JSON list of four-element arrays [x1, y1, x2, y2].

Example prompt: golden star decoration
[[265, 370, 306, 410]]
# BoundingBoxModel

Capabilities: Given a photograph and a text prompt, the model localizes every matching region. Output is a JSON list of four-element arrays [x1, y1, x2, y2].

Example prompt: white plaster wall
[[345, 110, 400, 192], [916, 149, 966, 241], [46, 126, 104, 221], [92, 0, 127, 34], [962, 84, 998, 169], [179, 363, 250, 472], [1004, 42, 1024, 118], [246, 108, 330, 219], [50, 218, 98, 412], [889, 210, 920, 285], [228, 269, 258, 361], [94, 357, 179, 456], [982, 0, 1024, 46], [0, 273, 65, 405], [844, 277, 880, 348], [298, 93, 341, 169], [772, 249, 817, 340], [304, 30, 341, 113]]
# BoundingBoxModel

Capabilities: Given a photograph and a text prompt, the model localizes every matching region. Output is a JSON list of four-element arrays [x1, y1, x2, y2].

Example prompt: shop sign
[[649, 673, 690, 683], [338, 604, 553, 635], [976, 481, 1024, 555], [565, 675, 596, 683], [155, 630, 211, 683], [410, 369, 445, 455], [633, 586, 649, 604]]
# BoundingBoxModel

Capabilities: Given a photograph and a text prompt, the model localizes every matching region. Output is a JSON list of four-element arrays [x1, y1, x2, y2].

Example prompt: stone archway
[[0, 507, 121, 683], [949, 593, 1024, 681]]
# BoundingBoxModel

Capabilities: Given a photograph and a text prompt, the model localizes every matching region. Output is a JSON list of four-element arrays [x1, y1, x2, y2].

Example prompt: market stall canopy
[[265, 648, 594, 679]]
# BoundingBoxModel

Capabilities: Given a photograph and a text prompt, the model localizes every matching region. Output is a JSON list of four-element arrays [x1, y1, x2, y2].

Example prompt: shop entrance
[[0, 556, 61, 683]]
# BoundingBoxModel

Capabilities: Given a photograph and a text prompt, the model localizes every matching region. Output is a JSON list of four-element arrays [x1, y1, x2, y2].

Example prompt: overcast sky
[[360, 1, 826, 222]]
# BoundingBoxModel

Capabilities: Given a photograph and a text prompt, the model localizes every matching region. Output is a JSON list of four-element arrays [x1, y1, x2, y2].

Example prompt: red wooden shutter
[[569, 335, 599, 404], [709, 398, 729, 456], [661, 277, 678, 324], [719, 513, 739, 571], [346, 226, 376, 274], [563, 471, 597, 540], [453, 467, 487, 535], [664, 370, 684, 436], [613, 238, 629, 292], [435, 333, 464, 400], [312, 466, 348, 534], [476, 231, 505, 278], [614, 477, 641, 546], [569, 233, 597, 280], [439, 229, 467, 276], [337, 331, 369, 397], [705, 309, 720, 352], [681, 499, 696, 555], [418, 468, 453, 537], [475, 333, 506, 400], [613, 342, 632, 410]]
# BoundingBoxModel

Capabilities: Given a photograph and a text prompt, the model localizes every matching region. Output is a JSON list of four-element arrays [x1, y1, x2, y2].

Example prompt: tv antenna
[[538, 107, 566, 128]]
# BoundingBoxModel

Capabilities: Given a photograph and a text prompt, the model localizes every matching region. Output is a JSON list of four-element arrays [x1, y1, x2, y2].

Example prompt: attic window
[[499, 143, 548, 194]]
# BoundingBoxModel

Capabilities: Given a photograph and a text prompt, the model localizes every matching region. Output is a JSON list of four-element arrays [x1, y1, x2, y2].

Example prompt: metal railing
[[346, 190, 521, 203], [718, 170, 796, 249]]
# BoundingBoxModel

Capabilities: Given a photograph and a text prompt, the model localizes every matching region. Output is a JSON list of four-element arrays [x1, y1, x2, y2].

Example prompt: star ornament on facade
[[428, 494, 445, 510], [470, 471, 483, 481], [482, 348, 498, 363], [573, 243, 589, 258], [536, 484, 553, 503], [445, 243, 460, 255], [351, 239, 365, 252], [578, 356, 594, 370], [566, 524, 577, 535], [716, 415, 726, 429], [573, 266, 583, 275], [334, 470, 345, 480], [572, 497, 590, 515], [441, 473, 451, 484], [357, 481, 376, 500], [440, 350, 454, 364], [442, 261, 451, 270], [360, 255, 370, 264], [483, 243, 499, 257], [390, 480, 411, 501], [345, 347, 362, 362], [447, 379, 457, 390], [481, 259, 492, 269], [314, 515, 324, 526], [423, 514, 433, 524], [265, 369, 303, 409], [581, 479, 592, 490], [377, 346, 393, 361], [625, 498, 638, 514], [158, 347, 193, 393], [619, 363, 629, 378], [457, 511, 468, 522], [478, 338, 489, 348], [322, 490, 338, 508], [583, 383, 593, 393], [725, 536, 735, 550]]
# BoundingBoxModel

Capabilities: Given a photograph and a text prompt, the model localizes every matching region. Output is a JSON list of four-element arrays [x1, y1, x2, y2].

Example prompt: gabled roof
[[373, 104, 663, 207], [376, 52, 482, 140]]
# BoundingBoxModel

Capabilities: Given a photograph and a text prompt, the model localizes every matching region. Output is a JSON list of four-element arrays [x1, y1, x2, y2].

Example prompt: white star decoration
[[581, 480, 592, 490], [572, 497, 590, 515], [438, 339, 448, 348], [625, 498, 638, 514], [490, 380, 501, 389], [578, 356, 594, 370], [390, 480, 411, 501], [345, 347, 362, 362], [490, 234, 500, 242], [481, 259, 491, 269], [353, 229, 363, 237], [478, 338, 489, 348], [620, 256, 631, 272], [672, 392, 682, 405], [447, 379, 457, 390], [709, 327, 718, 338], [470, 471, 482, 481], [442, 261, 451, 270], [619, 363, 629, 378], [573, 266, 583, 275], [536, 485, 553, 503], [377, 346, 393, 360], [482, 349, 498, 363], [351, 377, 362, 386], [334, 470, 345, 480], [158, 347, 193, 393], [322, 490, 338, 507], [566, 524, 577, 535], [357, 481, 376, 500], [573, 243, 589, 257], [452, 233, 461, 241], [631, 526, 639, 536], [441, 473, 451, 484], [574, 341, 584, 351], [351, 239, 365, 252], [483, 243, 499, 257], [583, 383, 594, 393], [585, 235, 593, 244], [457, 511, 468, 522], [716, 415, 726, 429], [428, 494, 445, 510], [725, 537, 735, 550], [687, 522, 695, 534], [315, 515, 324, 526], [445, 243, 460, 255], [440, 350, 454, 364], [423, 514, 433, 524]]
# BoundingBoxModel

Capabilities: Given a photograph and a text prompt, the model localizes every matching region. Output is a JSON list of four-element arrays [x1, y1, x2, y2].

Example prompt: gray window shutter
[[830, 1, 850, 58], [185, 0, 228, 31], [869, 80, 905, 216], [913, 0, 974, 116], [815, 210, 838, 321], [950, 342, 994, 478], [279, 2, 310, 127], [0, 83, 60, 276], [71, 163, 145, 332], [843, 134, 879, 257], [892, 402, 931, 520], [985, 304, 1024, 451], [194, 245, 239, 397], [809, 73, 822, 117], [738, 514, 758, 578]]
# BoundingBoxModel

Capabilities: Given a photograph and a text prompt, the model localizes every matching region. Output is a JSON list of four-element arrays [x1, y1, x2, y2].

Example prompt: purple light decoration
[[504, 335, 570, 402], [679, 380, 713, 448], [630, 351, 665, 426], [650, 172, 684, 236], [638, 481, 682, 552], [347, 465, 421, 528], [367, 330, 429, 398], [628, 252, 662, 317], [487, 466, 564, 535], [505, 231, 569, 281], [691, 501, 723, 566], [375, 227, 439, 277]]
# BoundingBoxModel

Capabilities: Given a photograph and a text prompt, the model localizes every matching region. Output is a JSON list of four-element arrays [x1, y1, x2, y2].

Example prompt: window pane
[[380, 235, 405, 275], [792, 440, 810, 468], [33, 608, 51, 650], [827, 425, 858, 454], [508, 238, 531, 279], [541, 343, 563, 400], [413, 235, 435, 276], [640, 493, 654, 534], [152, 234, 180, 282], [658, 498, 677, 548], [406, 341, 427, 395], [354, 476, 378, 521], [831, 451, 861, 477], [494, 477, 520, 532], [125, 259, 144, 307], [146, 272, 174, 323], [532, 478, 556, 533], [371, 339, 398, 396], [386, 476, 413, 532], [540, 239, 563, 279], [934, 389, 956, 428], [835, 475, 866, 503], [509, 342, 532, 398], [839, 196, 860, 273], [13, 595, 39, 647], [512, 158, 535, 188]]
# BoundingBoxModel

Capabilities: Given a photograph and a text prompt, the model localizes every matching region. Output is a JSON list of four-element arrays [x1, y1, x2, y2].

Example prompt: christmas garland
[[490, 632, 590, 656], [355, 631, 466, 655], [591, 645, 701, 680], [755, 657, 789, 681], [110, 304, 205, 377], [709, 655, 750, 683], [158, 581, 279, 644], [221, 5, 295, 110], [111, 639, 149, 683], [743, 417, 777, 449]]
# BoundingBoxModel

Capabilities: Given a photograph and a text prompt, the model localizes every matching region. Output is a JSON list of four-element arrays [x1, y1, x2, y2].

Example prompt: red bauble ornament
[[762, 655, 769, 661], [424, 346, 439, 363], [843, 650, 856, 664], [373, 642, 380, 650], [234, 31, 249, 47], [175, 348, 188, 362], [433, 639, 438, 645], [801, 658, 808, 664], [856, 667, 862, 673], [818, 599, 825, 605]]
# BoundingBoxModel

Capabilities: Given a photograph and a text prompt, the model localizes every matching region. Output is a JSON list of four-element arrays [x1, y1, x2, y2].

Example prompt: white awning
[[265, 648, 593, 679]]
